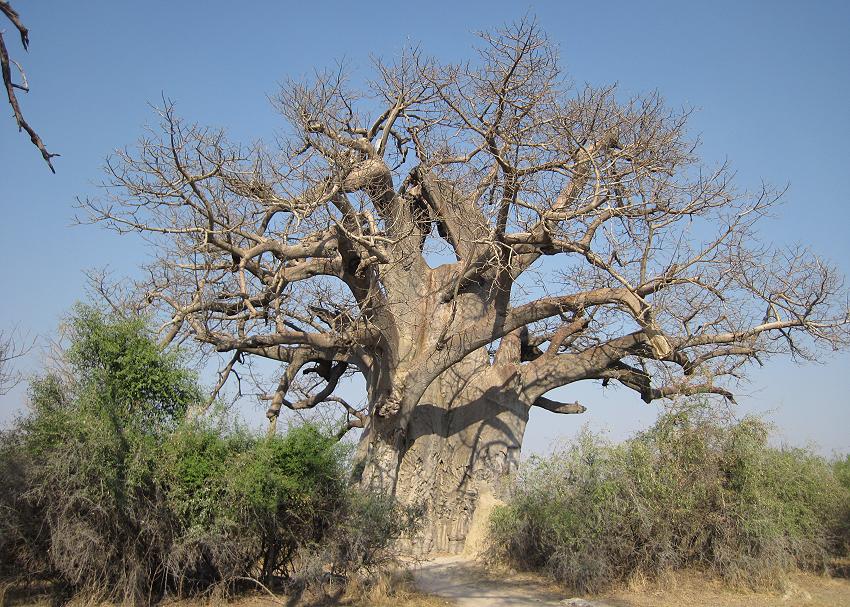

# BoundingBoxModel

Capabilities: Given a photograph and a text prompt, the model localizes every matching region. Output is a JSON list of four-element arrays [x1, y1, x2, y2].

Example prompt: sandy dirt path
[[411, 556, 850, 607], [411, 555, 606, 607]]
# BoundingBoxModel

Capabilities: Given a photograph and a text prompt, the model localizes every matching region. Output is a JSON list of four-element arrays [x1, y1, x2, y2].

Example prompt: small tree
[[84, 20, 849, 553], [1, 306, 201, 600]]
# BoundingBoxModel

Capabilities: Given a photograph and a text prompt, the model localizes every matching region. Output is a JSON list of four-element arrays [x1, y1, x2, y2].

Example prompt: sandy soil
[[411, 556, 850, 607], [5, 561, 850, 606], [412, 555, 582, 606]]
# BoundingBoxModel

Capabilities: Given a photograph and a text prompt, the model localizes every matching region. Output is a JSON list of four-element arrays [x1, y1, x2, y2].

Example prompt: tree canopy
[[85, 20, 848, 434]]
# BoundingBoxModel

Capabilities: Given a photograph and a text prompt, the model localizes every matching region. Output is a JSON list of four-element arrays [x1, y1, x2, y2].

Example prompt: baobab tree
[[84, 21, 849, 553]]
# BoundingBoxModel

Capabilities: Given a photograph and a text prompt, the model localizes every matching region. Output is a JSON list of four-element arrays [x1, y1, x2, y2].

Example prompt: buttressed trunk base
[[358, 352, 530, 555]]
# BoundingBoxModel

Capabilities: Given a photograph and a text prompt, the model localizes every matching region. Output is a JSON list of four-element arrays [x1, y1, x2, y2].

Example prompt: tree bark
[[357, 347, 531, 554]]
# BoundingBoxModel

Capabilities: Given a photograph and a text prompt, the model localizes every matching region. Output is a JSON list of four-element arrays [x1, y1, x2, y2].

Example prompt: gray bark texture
[[360, 349, 530, 554], [87, 19, 849, 554]]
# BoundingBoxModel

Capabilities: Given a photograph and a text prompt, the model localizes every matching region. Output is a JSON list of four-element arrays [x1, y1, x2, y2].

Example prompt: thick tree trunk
[[357, 349, 530, 554]]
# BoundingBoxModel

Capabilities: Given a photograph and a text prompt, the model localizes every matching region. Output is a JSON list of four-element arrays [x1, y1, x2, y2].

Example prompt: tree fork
[[88, 17, 850, 555]]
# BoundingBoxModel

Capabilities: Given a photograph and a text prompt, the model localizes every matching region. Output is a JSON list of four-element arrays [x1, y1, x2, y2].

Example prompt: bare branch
[[86, 18, 849, 453], [0, 1, 57, 171], [0, 328, 32, 395], [532, 396, 586, 414]]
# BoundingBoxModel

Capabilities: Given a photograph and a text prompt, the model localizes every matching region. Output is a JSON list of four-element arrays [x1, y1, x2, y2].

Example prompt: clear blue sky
[[1, 0, 849, 453]]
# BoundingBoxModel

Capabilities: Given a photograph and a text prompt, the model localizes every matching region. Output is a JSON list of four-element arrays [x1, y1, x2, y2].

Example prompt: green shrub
[[0, 429, 45, 580], [325, 490, 423, 578], [4, 308, 184, 602], [227, 425, 348, 585], [832, 454, 850, 555], [489, 406, 850, 592], [64, 304, 201, 427], [835, 454, 850, 492], [0, 305, 415, 603]]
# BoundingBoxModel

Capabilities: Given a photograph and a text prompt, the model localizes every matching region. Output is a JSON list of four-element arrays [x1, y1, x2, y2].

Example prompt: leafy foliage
[[835, 454, 850, 492], [489, 405, 850, 593], [64, 304, 201, 426], [0, 306, 417, 603]]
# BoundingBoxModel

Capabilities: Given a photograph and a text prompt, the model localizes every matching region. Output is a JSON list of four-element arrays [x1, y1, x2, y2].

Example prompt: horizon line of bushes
[[3, 303, 850, 602], [488, 403, 850, 593]]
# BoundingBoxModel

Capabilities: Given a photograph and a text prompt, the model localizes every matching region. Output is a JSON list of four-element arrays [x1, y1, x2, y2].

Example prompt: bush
[[489, 405, 850, 593], [0, 429, 45, 580], [0, 306, 415, 604], [1, 306, 192, 601], [835, 454, 850, 492], [833, 454, 850, 556]]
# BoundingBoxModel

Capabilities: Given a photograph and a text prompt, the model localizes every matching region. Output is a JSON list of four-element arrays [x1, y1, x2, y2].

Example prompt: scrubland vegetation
[[489, 404, 850, 593], [2, 304, 849, 605], [0, 306, 418, 604]]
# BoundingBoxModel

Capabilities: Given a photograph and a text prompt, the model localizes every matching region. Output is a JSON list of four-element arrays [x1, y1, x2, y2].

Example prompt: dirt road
[[411, 555, 606, 607], [411, 556, 850, 607]]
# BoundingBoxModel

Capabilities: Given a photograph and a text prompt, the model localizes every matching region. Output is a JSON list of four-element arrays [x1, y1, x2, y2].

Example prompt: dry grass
[[164, 570, 450, 607], [466, 559, 850, 606], [4, 566, 850, 607], [334, 569, 449, 607], [600, 570, 850, 607], [0, 570, 450, 607]]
